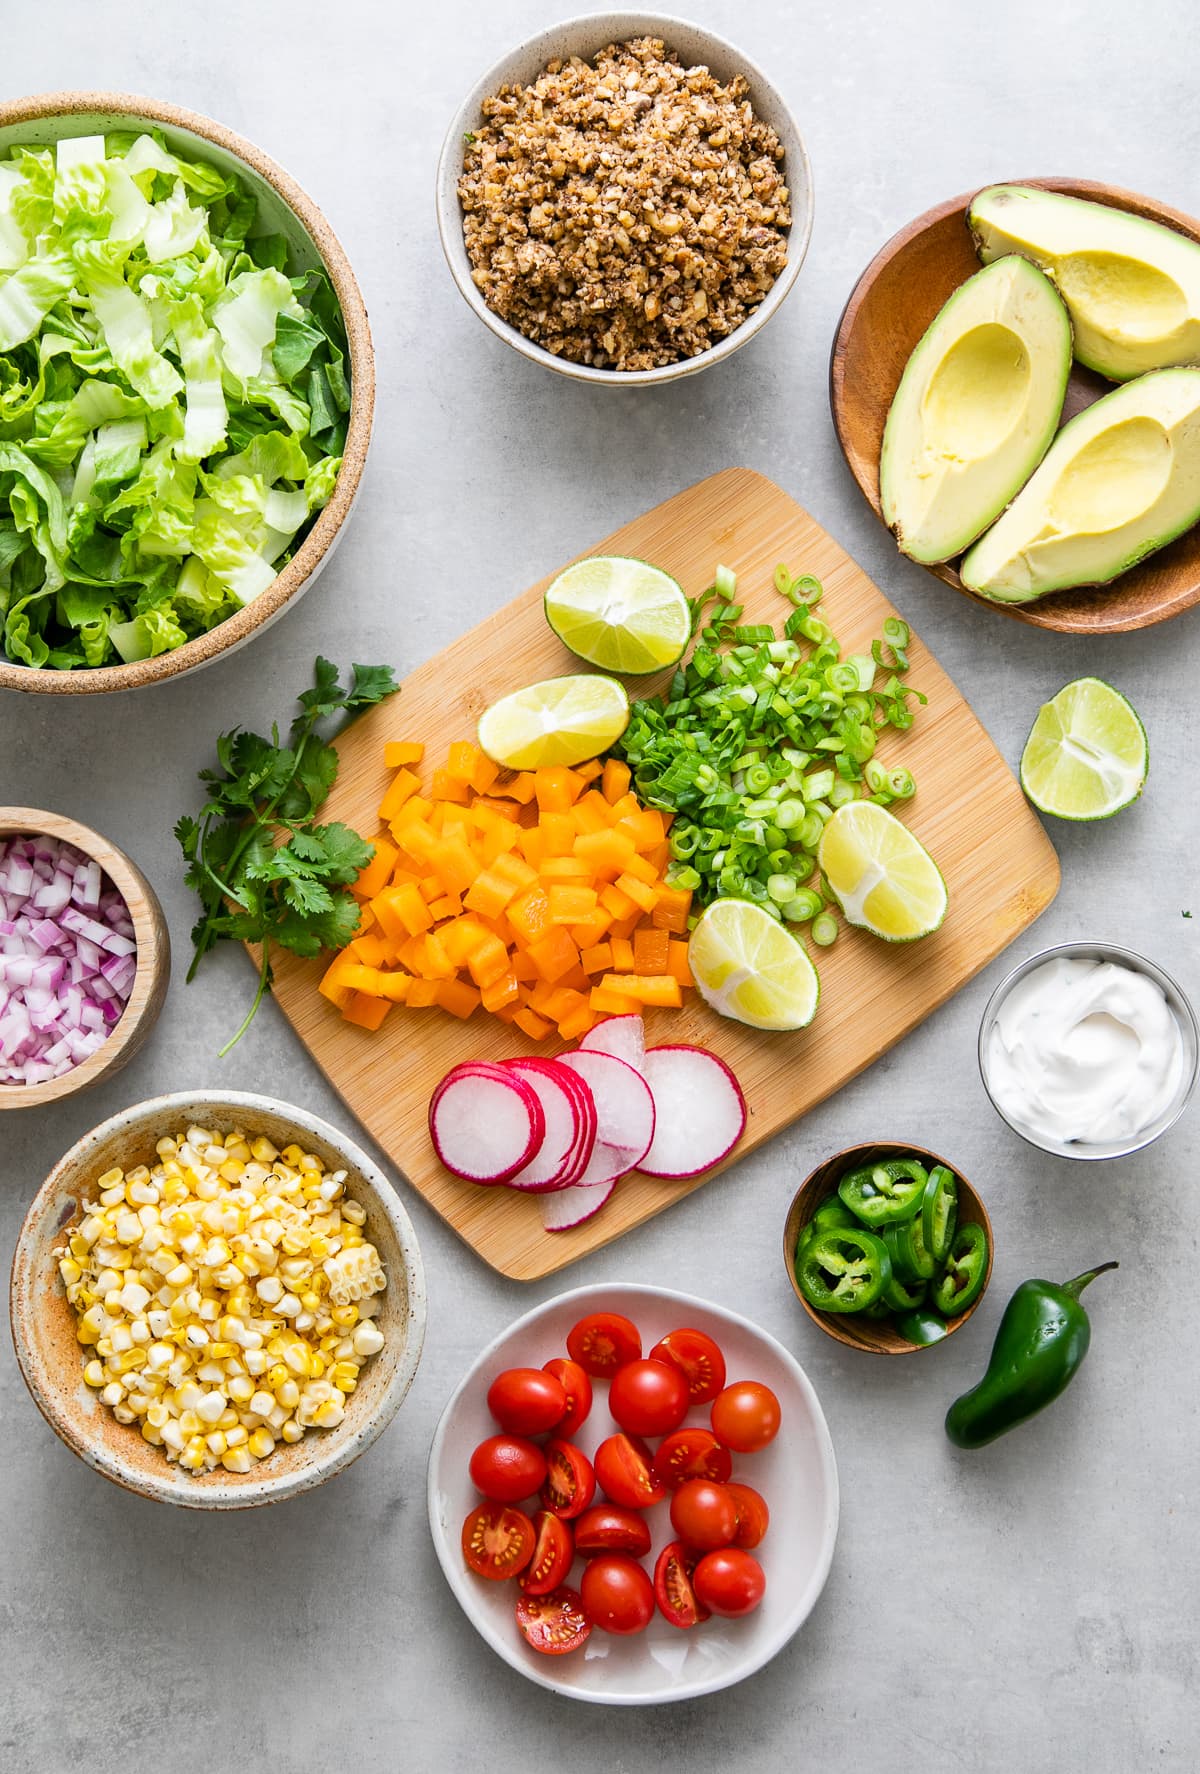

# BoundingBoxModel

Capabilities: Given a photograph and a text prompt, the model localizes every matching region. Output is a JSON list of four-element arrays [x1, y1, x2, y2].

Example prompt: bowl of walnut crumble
[[436, 15, 813, 384]]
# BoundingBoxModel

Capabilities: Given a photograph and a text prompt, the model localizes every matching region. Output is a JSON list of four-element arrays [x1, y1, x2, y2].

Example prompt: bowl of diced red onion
[[0, 809, 169, 1108]]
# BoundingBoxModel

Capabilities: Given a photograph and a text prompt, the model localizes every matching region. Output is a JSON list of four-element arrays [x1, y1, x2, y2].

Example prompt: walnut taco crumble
[[458, 36, 791, 371]]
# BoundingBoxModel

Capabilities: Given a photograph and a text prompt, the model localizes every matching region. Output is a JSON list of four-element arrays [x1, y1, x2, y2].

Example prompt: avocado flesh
[[960, 367, 1200, 602], [880, 255, 1072, 564], [970, 184, 1200, 382]]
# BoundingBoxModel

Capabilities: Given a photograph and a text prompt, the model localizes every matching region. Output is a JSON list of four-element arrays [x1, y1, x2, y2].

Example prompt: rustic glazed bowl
[[436, 13, 813, 386], [0, 807, 169, 1110], [0, 92, 374, 695], [10, 1091, 426, 1507], [830, 177, 1200, 635], [783, 1142, 993, 1355]]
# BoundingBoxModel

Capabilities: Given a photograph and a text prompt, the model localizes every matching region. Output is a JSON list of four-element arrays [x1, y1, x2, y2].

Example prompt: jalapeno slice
[[932, 1222, 989, 1316], [882, 1212, 936, 1282], [920, 1165, 959, 1265], [796, 1226, 892, 1315], [882, 1270, 927, 1312], [812, 1198, 859, 1233], [837, 1158, 928, 1227], [896, 1308, 950, 1346]]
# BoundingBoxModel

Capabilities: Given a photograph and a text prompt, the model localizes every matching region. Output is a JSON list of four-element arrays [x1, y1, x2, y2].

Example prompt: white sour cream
[[984, 955, 1186, 1148]]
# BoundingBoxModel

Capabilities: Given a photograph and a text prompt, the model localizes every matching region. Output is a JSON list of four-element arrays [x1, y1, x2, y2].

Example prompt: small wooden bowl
[[0, 808, 169, 1110], [0, 92, 374, 694], [830, 177, 1200, 635], [783, 1142, 993, 1355], [10, 1091, 427, 1508]]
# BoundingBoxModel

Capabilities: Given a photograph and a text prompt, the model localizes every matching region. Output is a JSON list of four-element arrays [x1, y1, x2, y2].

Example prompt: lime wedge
[[1020, 677, 1148, 820], [545, 556, 691, 674], [688, 899, 820, 1031], [477, 674, 630, 771], [818, 801, 947, 942]]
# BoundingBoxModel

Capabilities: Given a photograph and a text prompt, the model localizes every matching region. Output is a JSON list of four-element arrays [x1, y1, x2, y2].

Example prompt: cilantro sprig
[[177, 657, 399, 1054]]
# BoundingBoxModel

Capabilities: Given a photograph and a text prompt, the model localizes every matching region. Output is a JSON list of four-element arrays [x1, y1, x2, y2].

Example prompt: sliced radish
[[503, 1058, 596, 1191], [559, 1050, 655, 1185], [579, 1013, 646, 1075], [637, 1045, 747, 1179], [539, 1174, 618, 1231], [429, 1062, 545, 1184]]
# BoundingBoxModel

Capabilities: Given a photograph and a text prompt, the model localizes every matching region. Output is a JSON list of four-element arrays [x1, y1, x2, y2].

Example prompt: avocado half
[[960, 366, 1200, 602], [970, 185, 1200, 382], [879, 255, 1072, 564]]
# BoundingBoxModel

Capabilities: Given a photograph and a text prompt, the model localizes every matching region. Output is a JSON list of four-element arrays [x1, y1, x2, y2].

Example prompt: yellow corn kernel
[[217, 1408, 239, 1432], [58, 1256, 83, 1287], [76, 1305, 105, 1345], [146, 1402, 170, 1430], [207, 1342, 237, 1361], [205, 1431, 228, 1457], [224, 1425, 248, 1449], [227, 1375, 255, 1404], [280, 1419, 303, 1444], [330, 1363, 358, 1394], [247, 1428, 275, 1459], [221, 1445, 253, 1473], [178, 1410, 202, 1437], [83, 1360, 106, 1387], [330, 1304, 359, 1328], [276, 1378, 300, 1411]]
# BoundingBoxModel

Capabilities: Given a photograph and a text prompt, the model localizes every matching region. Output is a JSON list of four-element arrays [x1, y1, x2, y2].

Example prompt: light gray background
[[2, 2, 1196, 1769]]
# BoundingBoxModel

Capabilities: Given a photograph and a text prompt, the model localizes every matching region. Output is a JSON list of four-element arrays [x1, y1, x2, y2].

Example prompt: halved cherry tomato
[[608, 1358, 689, 1438], [566, 1311, 642, 1377], [469, 1434, 547, 1503], [543, 1356, 592, 1437], [573, 1504, 653, 1559], [670, 1478, 739, 1551], [515, 1585, 591, 1655], [710, 1381, 782, 1454], [593, 1432, 667, 1511], [461, 1503, 535, 1581], [654, 1540, 710, 1630], [486, 1367, 568, 1437], [650, 1427, 733, 1491], [693, 1547, 766, 1617], [539, 1438, 596, 1519], [520, 1510, 574, 1595], [649, 1328, 727, 1405], [580, 1554, 654, 1635], [726, 1481, 770, 1549]]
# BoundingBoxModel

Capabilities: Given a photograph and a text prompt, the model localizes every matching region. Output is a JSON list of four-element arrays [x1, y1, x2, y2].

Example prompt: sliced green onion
[[811, 911, 839, 947], [782, 888, 823, 923]]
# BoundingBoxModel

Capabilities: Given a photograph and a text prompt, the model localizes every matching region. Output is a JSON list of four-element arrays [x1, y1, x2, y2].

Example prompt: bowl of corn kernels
[[9, 1091, 426, 1507]]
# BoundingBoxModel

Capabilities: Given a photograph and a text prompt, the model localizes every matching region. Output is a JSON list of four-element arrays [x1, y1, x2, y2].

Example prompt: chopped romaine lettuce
[[0, 128, 348, 669]]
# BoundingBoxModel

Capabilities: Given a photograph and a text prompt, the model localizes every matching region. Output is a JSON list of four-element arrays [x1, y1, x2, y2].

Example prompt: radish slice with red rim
[[539, 1174, 618, 1231], [559, 1050, 655, 1183], [503, 1058, 596, 1191], [578, 1013, 646, 1076], [429, 1062, 545, 1184], [637, 1045, 747, 1179]]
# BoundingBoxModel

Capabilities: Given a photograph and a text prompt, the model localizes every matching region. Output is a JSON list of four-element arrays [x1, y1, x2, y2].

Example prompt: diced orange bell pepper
[[667, 939, 694, 987], [342, 992, 392, 1031], [379, 769, 421, 822], [431, 767, 470, 804], [526, 927, 580, 984], [580, 941, 614, 975], [446, 740, 481, 783], [589, 985, 642, 1016], [609, 937, 635, 972], [384, 741, 425, 767], [615, 872, 659, 914], [600, 973, 683, 1009], [651, 884, 692, 933], [435, 978, 481, 1019], [534, 767, 583, 812], [601, 757, 632, 804], [405, 979, 441, 1008], [463, 867, 520, 920], [633, 927, 671, 974], [513, 1007, 552, 1042], [441, 919, 491, 967], [574, 758, 604, 784], [571, 791, 613, 836], [599, 882, 638, 922], [539, 811, 576, 856], [430, 837, 479, 896], [353, 838, 399, 900], [466, 932, 512, 989], [574, 829, 637, 876], [375, 971, 413, 1002], [558, 1005, 597, 1041], [480, 969, 520, 1014], [508, 885, 553, 946], [568, 911, 613, 949]]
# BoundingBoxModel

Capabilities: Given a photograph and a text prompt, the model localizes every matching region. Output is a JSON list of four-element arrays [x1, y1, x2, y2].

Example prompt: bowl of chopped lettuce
[[0, 92, 373, 692]]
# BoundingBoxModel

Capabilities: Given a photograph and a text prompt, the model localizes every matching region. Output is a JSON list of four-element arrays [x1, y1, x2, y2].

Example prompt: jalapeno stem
[[1061, 1261, 1119, 1300]]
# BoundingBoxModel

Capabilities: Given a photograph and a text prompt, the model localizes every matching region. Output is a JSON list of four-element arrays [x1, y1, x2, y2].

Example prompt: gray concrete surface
[[2, 2, 1197, 1769]]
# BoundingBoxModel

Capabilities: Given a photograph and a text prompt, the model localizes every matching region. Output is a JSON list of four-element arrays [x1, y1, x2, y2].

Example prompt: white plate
[[427, 1282, 839, 1704]]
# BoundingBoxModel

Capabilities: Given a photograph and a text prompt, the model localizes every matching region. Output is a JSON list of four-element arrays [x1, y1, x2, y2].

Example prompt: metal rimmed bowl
[[10, 1091, 426, 1507], [0, 91, 374, 696], [978, 940, 1200, 1160], [0, 807, 169, 1110], [436, 13, 813, 386], [783, 1143, 994, 1355]]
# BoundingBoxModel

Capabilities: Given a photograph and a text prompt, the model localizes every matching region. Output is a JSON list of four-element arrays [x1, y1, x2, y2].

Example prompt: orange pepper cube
[[508, 885, 553, 946], [589, 985, 642, 1016], [615, 872, 659, 915], [378, 769, 421, 822], [601, 757, 632, 804], [353, 838, 399, 900], [513, 1008, 552, 1041], [405, 979, 441, 1008], [609, 937, 635, 972], [548, 885, 598, 924], [480, 970, 520, 1014], [534, 767, 583, 812], [558, 1006, 597, 1041], [651, 885, 692, 933], [464, 868, 519, 920], [435, 978, 481, 1019], [390, 883, 433, 936], [431, 768, 470, 804], [599, 882, 638, 922], [633, 927, 671, 974], [384, 741, 424, 768], [667, 939, 694, 987], [466, 933, 512, 989], [342, 992, 392, 1031], [527, 927, 580, 984], [580, 941, 614, 975], [441, 920, 490, 967]]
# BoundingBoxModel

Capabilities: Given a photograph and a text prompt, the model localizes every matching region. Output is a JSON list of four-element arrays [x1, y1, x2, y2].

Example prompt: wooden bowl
[[783, 1142, 994, 1354], [0, 808, 169, 1109], [10, 1091, 427, 1508], [0, 92, 374, 695], [829, 177, 1200, 635]]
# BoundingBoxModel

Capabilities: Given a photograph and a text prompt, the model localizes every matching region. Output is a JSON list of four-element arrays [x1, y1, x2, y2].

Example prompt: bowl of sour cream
[[978, 942, 1199, 1160]]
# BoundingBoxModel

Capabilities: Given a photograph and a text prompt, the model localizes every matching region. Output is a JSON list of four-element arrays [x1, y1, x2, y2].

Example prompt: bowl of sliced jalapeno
[[783, 1143, 994, 1354]]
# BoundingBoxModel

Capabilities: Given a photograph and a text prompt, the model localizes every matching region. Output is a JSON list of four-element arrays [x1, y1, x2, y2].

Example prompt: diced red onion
[[0, 833, 138, 1086]]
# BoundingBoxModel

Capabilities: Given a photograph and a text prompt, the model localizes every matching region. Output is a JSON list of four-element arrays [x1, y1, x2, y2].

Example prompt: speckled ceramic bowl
[[10, 1092, 425, 1507], [436, 13, 813, 385], [0, 807, 170, 1111], [0, 92, 374, 696]]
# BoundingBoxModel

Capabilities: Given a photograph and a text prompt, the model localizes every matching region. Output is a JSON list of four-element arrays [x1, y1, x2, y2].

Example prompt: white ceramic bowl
[[427, 1282, 839, 1704], [436, 14, 814, 386], [977, 940, 1199, 1160], [0, 92, 374, 696], [11, 1091, 426, 1507]]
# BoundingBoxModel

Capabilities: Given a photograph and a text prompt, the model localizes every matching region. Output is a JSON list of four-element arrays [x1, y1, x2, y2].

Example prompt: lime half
[[818, 801, 947, 942], [1020, 677, 1148, 820], [688, 899, 820, 1031], [545, 556, 691, 675], [477, 674, 630, 771]]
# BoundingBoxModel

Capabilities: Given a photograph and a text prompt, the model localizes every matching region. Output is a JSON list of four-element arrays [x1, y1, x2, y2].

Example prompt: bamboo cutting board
[[267, 469, 1059, 1280]]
